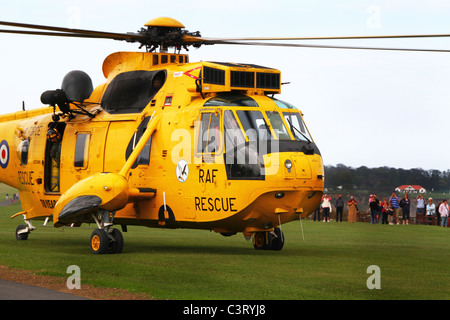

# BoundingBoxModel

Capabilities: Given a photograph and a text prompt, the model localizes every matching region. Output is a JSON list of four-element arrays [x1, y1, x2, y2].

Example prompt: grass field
[[0, 200, 449, 300]]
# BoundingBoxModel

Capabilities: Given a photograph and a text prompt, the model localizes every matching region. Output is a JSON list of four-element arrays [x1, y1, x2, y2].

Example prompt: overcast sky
[[1, 0, 449, 171]]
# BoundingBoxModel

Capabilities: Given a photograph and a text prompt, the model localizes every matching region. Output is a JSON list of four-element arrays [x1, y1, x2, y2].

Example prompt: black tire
[[271, 227, 285, 251], [16, 225, 29, 240], [90, 229, 110, 254], [109, 228, 124, 254], [253, 232, 272, 250]]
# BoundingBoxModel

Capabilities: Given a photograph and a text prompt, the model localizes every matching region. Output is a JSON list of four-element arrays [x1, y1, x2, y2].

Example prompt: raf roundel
[[0, 140, 9, 169]]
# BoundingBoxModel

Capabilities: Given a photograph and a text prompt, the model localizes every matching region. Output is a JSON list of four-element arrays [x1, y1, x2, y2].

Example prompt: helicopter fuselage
[[2, 51, 324, 244]]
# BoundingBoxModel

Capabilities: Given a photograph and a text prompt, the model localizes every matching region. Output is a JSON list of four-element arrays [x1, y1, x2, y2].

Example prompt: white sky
[[1, 0, 449, 171]]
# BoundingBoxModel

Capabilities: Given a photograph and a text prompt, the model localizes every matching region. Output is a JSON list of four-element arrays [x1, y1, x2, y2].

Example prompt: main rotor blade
[[0, 29, 108, 39], [203, 39, 450, 53], [0, 20, 142, 41], [199, 34, 450, 41]]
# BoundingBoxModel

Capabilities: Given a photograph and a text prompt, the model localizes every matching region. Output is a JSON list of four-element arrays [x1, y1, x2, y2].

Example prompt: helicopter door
[[44, 122, 66, 193], [56, 123, 108, 192]]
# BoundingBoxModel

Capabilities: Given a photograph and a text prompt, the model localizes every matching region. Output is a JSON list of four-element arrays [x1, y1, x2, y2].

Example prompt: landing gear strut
[[253, 227, 284, 251], [90, 209, 124, 254]]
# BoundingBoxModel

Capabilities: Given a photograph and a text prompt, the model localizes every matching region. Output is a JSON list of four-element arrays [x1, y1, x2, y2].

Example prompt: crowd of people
[[313, 192, 449, 227]]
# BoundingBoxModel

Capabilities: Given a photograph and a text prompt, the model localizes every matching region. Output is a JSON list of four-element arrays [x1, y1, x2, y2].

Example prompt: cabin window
[[136, 136, 152, 166], [18, 139, 30, 165], [74, 133, 90, 168], [125, 116, 153, 169]]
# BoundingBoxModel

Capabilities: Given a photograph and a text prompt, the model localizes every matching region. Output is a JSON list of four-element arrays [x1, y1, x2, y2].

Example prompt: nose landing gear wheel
[[15, 225, 29, 240]]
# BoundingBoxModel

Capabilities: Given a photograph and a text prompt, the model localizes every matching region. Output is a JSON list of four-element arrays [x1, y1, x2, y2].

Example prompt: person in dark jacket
[[335, 194, 344, 222], [399, 193, 411, 225], [369, 194, 380, 224]]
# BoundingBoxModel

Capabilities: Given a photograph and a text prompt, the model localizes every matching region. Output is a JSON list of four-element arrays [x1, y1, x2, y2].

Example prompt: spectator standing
[[426, 198, 436, 225], [321, 194, 332, 222], [347, 196, 358, 223], [399, 193, 411, 225], [335, 194, 344, 222], [389, 192, 401, 225], [438, 199, 449, 227], [415, 194, 425, 224], [436, 201, 442, 226], [381, 198, 389, 224], [369, 194, 380, 224]]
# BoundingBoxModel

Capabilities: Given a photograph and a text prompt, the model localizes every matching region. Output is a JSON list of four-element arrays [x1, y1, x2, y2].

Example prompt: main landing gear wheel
[[253, 227, 284, 250], [90, 228, 124, 254]]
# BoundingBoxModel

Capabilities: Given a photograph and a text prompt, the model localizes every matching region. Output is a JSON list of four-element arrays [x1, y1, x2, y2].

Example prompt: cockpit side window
[[197, 111, 221, 155], [283, 112, 313, 142], [236, 110, 272, 141], [224, 111, 245, 148], [223, 109, 264, 180], [266, 111, 291, 140]]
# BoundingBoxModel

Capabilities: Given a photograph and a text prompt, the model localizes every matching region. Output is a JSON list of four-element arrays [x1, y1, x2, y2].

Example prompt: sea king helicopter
[[0, 17, 448, 253]]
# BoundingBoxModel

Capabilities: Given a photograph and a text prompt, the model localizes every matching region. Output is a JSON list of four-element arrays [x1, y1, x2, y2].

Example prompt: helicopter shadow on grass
[[122, 236, 321, 258], [11, 224, 324, 258], [124, 241, 261, 256], [18, 230, 254, 256]]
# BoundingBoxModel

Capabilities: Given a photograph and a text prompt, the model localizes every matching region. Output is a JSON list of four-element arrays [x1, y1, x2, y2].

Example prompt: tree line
[[324, 164, 450, 194]]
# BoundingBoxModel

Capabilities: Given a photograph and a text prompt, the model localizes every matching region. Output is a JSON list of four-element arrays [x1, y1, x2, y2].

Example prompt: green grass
[[0, 201, 448, 300]]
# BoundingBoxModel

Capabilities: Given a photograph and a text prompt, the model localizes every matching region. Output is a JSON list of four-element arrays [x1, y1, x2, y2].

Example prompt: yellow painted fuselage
[[1, 51, 324, 237]]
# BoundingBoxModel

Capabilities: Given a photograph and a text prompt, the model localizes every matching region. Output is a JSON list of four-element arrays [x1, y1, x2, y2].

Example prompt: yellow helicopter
[[0, 17, 448, 254]]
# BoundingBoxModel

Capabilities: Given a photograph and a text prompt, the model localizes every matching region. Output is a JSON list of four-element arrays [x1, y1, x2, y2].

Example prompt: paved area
[[0, 279, 90, 300]]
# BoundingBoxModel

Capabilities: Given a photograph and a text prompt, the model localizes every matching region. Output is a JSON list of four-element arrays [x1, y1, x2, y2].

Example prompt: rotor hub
[[137, 17, 202, 52], [144, 17, 185, 28]]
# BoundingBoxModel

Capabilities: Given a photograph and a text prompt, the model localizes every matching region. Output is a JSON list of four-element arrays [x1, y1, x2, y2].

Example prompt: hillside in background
[[324, 164, 450, 194]]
